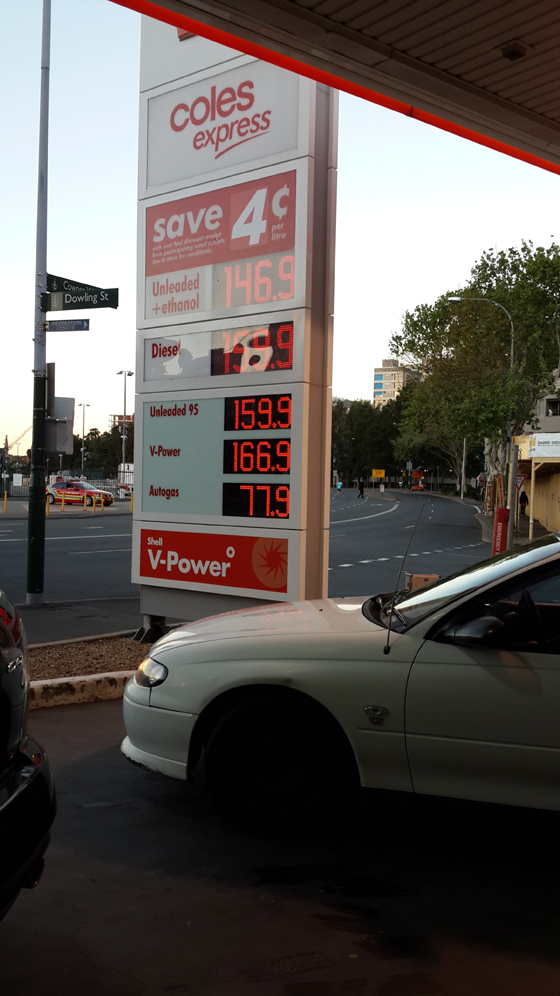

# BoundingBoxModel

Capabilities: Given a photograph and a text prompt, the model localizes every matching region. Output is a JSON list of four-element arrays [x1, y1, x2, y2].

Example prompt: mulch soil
[[28, 636, 149, 682]]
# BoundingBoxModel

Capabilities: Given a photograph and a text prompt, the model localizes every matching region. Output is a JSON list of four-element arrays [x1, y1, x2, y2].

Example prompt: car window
[[393, 535, 560, 629], [435, 561, 560, 654]]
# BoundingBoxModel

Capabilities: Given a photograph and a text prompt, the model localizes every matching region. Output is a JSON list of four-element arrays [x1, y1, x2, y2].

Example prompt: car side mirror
[[446, 615, 505, 647]]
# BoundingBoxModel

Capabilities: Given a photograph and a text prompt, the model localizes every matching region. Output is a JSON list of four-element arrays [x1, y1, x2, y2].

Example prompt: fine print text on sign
[[43, 274, 118, 312], [145, 171, 295, 320]]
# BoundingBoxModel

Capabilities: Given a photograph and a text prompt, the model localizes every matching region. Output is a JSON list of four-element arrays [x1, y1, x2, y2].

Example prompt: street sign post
[[42, 274, 118, 311], [46, 319, 90, 332]]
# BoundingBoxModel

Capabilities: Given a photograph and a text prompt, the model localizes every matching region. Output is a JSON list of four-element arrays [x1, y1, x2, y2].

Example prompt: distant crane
[[5, 426, 32, 454]]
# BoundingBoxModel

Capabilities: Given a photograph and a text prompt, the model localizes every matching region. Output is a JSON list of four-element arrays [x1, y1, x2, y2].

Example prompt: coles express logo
[[170, 80, 272, 160]]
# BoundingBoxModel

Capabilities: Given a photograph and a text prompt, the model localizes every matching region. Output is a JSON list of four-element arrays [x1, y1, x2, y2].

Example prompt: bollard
[[46, 498, 49, 517], [61, 494, 65, 512], [84, 493, 87, 511], [92, 495, 96, 514], [3, 491, 6, 513], [130, 493, 133, 514], [101, 494, 104, 511]]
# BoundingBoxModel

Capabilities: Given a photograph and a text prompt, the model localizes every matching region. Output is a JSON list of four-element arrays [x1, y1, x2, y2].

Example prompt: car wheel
[[204, 694, 358, 830], [86, 495, 93, 506], [47, 494, 55, 505]]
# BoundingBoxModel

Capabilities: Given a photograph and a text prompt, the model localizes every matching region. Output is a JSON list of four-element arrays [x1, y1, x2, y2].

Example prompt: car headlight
[[135, 657, 168, 687]]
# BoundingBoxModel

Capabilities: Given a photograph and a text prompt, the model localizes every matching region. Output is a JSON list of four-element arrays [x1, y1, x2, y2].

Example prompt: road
[[0, 515, 137, 605], [329, 488, 489, 597], [2, 699, 560, 995], [0, 491, 488, 610]]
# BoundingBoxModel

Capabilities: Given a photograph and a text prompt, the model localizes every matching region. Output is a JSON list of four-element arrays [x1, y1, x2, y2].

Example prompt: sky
[[2, 0, 560, 451]]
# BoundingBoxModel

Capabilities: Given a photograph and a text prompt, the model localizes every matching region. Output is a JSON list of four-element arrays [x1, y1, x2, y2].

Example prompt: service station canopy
[[113, 0, 560, 176]]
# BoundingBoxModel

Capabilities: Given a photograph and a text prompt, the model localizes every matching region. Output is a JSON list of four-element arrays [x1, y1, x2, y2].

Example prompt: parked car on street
[[46, 479, 113, 506], [122, 535, 560, 827], [0, 589, 56, 919]]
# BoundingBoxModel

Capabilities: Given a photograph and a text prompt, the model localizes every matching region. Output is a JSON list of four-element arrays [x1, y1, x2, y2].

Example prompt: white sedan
[[122, 535, 560, 826]]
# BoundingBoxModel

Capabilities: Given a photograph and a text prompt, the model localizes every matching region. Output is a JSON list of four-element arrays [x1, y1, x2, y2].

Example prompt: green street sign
[[42, 273, 118, 311]]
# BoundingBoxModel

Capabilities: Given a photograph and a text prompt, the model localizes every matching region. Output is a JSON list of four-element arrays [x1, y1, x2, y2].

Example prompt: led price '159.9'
[[224, 394, 292, 431], [211, 322, 293, 376]]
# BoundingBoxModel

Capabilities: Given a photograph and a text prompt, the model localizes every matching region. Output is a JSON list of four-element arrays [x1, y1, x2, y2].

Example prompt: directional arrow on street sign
[[41, 273, 118, 311], [46, 319, 90, 332]]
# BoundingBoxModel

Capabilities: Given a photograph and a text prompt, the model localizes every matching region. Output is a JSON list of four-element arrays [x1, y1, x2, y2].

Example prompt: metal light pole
[[116, 371, 133, 480], [26, 0, 51, 606], [78, 403, 90, 474], [448, 296, 515, 536]]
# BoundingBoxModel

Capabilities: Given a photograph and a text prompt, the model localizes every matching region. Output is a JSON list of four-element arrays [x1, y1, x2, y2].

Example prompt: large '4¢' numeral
[[231, 189, 267, 246]]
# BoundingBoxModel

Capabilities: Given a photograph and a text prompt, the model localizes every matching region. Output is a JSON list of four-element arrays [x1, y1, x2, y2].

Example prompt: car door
[[405, 562, 560, 811]]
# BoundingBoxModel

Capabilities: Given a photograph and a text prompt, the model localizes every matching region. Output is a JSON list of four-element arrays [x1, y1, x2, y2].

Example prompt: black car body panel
[[0, 590, 56, 919]]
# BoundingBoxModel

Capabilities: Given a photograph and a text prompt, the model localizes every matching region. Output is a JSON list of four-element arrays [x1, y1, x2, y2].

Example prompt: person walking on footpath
[[519, 490, 529, 516]]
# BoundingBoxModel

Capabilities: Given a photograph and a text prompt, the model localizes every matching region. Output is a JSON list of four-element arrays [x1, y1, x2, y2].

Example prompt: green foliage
[[51, 425, 134, 477], [389, 240, 560, 483], [331, 396, 403, 483]]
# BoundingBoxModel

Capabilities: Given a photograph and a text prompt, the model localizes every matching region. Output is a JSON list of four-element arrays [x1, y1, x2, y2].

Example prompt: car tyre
[[86, 495, 93, 506], [204, 694, 359, 831], [47, 494, 55, 505]]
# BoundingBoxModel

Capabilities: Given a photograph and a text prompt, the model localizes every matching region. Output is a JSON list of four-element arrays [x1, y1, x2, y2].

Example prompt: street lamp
[[78, 403, 90, 475], [448, 296, 516, 537], [116, 371, 133, 483]]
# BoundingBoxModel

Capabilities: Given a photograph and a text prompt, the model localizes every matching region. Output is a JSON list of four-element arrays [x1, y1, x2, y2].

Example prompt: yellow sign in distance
[[371, 469, 385, 478]]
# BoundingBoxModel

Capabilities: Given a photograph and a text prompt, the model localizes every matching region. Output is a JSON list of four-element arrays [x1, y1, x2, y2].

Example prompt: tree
[[390, 241, 560, 490]]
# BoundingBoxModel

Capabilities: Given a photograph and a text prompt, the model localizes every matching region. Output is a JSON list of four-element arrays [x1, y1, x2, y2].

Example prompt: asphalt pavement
[[328, 488, 490, 597], [1, 491, 491, 644], [3, 699, 560, 995]]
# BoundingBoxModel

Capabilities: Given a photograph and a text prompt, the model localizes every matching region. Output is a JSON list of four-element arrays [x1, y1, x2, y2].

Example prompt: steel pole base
[[26, 592, 44, 606]]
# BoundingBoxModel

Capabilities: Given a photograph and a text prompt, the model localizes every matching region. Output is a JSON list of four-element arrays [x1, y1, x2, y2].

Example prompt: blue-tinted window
[[374, 374, 383, 381]]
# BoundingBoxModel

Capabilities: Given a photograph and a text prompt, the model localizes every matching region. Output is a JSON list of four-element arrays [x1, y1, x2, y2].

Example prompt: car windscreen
[[393, 534, 560, 628]]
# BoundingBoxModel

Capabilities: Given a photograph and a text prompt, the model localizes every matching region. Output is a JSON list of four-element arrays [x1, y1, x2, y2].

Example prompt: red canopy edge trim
[[112, 0, 560, 178]]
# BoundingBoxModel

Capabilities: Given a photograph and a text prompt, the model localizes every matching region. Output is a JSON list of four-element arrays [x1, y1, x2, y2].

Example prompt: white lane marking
[[0, 533, 131, 543], [333, 503, 400, 525], [404, 525, 414, 529], [359, 559, 374, 563], [338, 563, 353, 568], [83, 526, 104, 530], [68, 548, 132, 556]]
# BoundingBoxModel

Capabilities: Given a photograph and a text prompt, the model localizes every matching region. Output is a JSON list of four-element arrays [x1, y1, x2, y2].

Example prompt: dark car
[[0, 590, 56, 920]]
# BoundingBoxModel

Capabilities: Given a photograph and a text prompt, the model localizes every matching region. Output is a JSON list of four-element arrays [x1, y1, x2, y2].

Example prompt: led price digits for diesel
[[224, 394, 292, 431], [211, 321, 293, 376], [222, 483, 290, 518], [223, 439, 290, 474]]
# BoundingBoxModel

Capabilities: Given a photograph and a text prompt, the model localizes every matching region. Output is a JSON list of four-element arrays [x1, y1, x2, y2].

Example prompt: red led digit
[[233, 329, 248, 373], [249, 328, 272, 371], [256, 441, 271, 472], [222, 331, 231, 374], [240, 441, 254, 472], [224, 266, 232, 308], [241, 398, 255, 429], [231, 440, 238, 471], [275, 323, 293, 369], [278, 255, 295, 300], [275, 440, 290, 472], [232, 399, 240, 430], [276, 486, 290, 517], [240, 485, 254, 515], [276, 396, 292, 429], [235, 263, 252, 305], [257, 485, 271, 517], [257, 397, 272, 429], [254, 259, 272, 304]]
